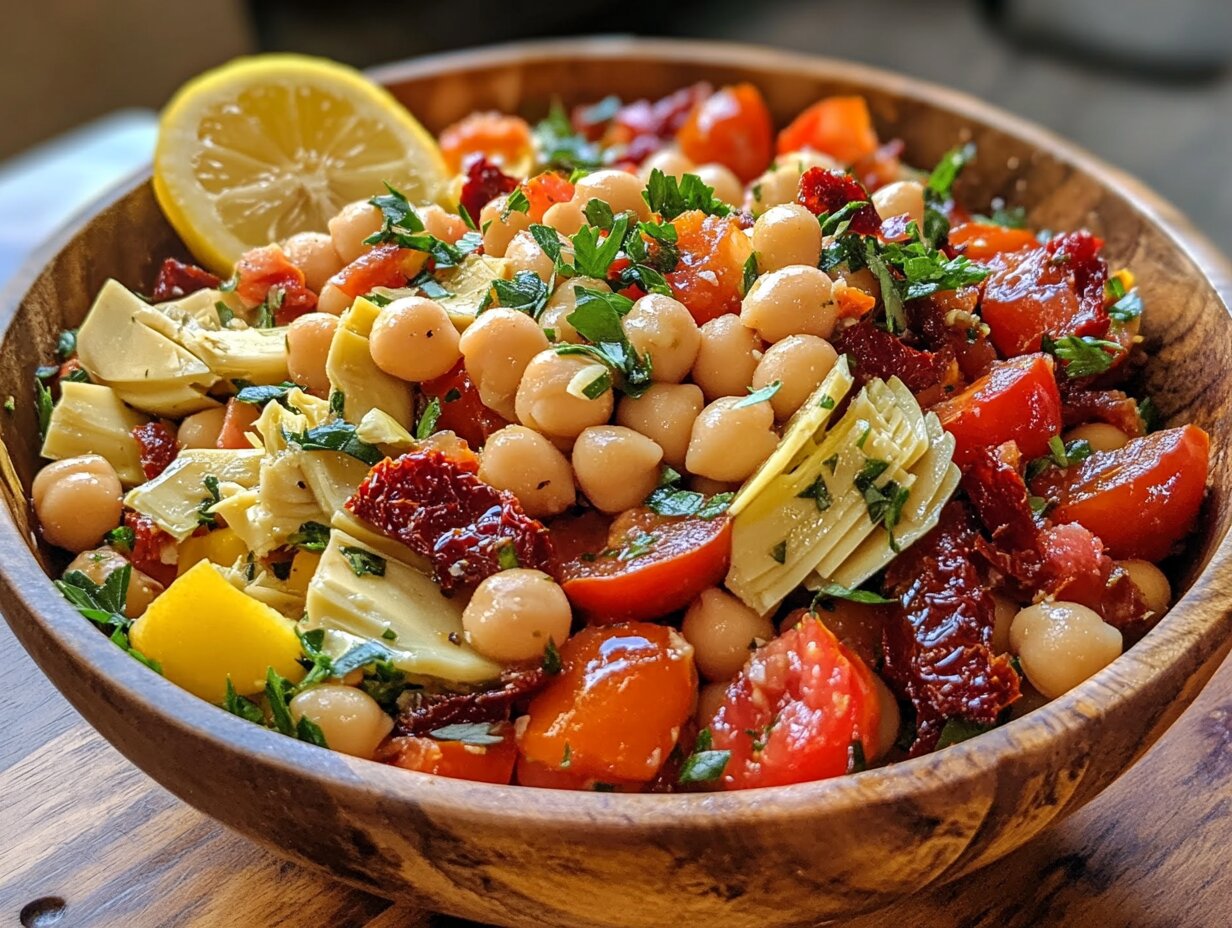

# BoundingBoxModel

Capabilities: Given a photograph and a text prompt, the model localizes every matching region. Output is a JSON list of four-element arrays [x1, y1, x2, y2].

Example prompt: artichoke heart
[[40, 381, 149, 486], [325, 296, 414, 427], [124, 448, 263, 541]]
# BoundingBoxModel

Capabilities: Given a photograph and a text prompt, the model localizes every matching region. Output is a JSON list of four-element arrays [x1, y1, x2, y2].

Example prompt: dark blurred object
[[984, 0, 1232, 75]]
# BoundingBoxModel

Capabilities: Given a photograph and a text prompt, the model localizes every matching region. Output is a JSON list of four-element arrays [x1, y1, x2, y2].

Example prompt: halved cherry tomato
[[948, 221, 1038, 261], [775, 96, 879, 165], [561, 507, 732, 622], [377, 722, 518, 784], [326, 242, 426, 300], [933, 353, 1062, 466], [233, 244, 318, 322], [518, 624, 697, 783], [706, 616, 880, 789], [419, 360, 510, 449], [439, 111, 534, 173], [677, 83, 773, 182], [666, 210, 754, 324], [980, 245, 1106, 356], [547, 509, 613, 565], [522, 171, 575, 222], [216, 398, 260, 450], [1031, 425, 1209, 561]]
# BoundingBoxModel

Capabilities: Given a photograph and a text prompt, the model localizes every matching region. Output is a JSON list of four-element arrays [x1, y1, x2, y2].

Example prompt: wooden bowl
[[1, 38, 1230, 928]]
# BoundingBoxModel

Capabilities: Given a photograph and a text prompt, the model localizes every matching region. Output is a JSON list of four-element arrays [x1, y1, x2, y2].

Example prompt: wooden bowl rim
[[3, 36, 1231, 832]]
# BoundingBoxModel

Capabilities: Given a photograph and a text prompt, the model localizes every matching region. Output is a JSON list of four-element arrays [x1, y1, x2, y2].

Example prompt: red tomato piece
[[123, 512, 176, 588], [419, 360, 511, 449], [327, 242, 424, 299], [232, 244, 318, 322], [933, 353, 1063, 466], [518, 624, 697, 783], [377, 723, 518, 784], [131, 422, 178, 480], [1031, 425, 1209, 561], [216, 398, 260, 450], [677, 83, 773, 182], [776, 96, 880, 165], [948, 221, 1038, 261], [705, 616, 880, 789], [522, 171, 574, 223], [561, 507, 732, 622], [666, 210, 753, 324], [439, 111, 533, 173], [796, 168, 882, 235], [150, 258, 220, 302], [460, 155, 519, 221]]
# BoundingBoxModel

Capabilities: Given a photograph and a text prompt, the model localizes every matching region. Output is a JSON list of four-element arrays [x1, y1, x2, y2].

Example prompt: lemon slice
[[154, 54, 449, 275]]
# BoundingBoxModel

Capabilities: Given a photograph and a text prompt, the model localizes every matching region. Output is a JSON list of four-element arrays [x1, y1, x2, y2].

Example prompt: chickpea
[[741, 265, 837, 343], [696, 680, 729, 725], [505, 229, 556, 282], [418, 204, 468, 244], [478, 425, 575, 518], [177, 406, 227, 450], [459, 308, 550, 420], [753, 203, 822, 274], [287, 312, 339, 398], [328, 200, 383, 264], [542, 199, 586, 236], [514, 350, 614, 439], [1064, 423, 1130, 453], [572, 426, 664, 514], [282, 232, 343, 293], [869, 676, 902, 762], [316, 282, 352, 316], [991, 592, 1017, 655], [1119, 559, 1171, 617], [368, 297, 461, 382], [871, 180, 925, 230], [462, 568, 573, 662], [686, 396, 778, 482], [1009, 600, 1123, 699], [480, 194, 533, 257], [641, 148, 696, 181], [539, 277, 609, 344], [289, 684, 393, 758], [682, 588, 774, 681], [572, 169, 649, 220], [615, 383, 704, 470], [622, 293, 701, 384], [692, 315, 765, 401], [66, 548, 163, 618], [751, 334, 839, 420], [692, 163, 744, 207], [32, 455, 123, 553]]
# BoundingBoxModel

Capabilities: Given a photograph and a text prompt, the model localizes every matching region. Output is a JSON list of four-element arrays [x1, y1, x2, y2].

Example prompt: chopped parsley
[[1107, 289, 1143, 322], [429, 722, 506, 746], [677, 729, 731, 784], [796, 475, 832, 512], [415, 396, 442, 439], [641, 169, 733, 220], [254, 287, 282, 328], [617, 531, 658, 561], [55, 329, 77, 361], [1041, 333, 1123, 378], [555, 287, 653, 397], [497, 542, 520, 570], [741, 253, 759, 296], [234, 381, 297, 408], [381, 627, 399, 641], [569, 212, 630, 279], [854, 458, 910, 552], [283, 422, 381, 465], [329, 389, 346, 420], [770, 540, 788, 564], [222, 678, 265, 725], [35, 377, 53, 440], [331, 640, 394, 678], [339, 546, 386, 578], [502, 187, 530, 217], [935, 717, 993, 749], [196, 475, 222, 527], [214, 301, 235, 327], [365, 182, 482, 268], [534, 100, 603, 173], [644, 467, 733, 519], [409, 270, 453, 300], [812, 581, 895, 605], [735, 380, 782, 408], [482, 269, 552, 318], [55, 565, 161, 672], [288, 521, 331, 553], [543, 638, 563, 675], [104, 525, 136, 552], [922, 142, 976, 246]]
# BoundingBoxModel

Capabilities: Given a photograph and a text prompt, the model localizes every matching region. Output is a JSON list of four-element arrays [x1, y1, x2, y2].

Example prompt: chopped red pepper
[[131, 422, 179, 481], [150, 258, 221, 302]]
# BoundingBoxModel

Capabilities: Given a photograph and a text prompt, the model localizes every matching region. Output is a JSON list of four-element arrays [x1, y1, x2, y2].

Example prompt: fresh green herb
[[483, 270, 552, 318], [644, 468, 732, 520], [534, 100, 603, 172], [877, 233, 990, 301], [770, 540, 788, 564], [359, 659, 409, 709], [543, 638, 563, 675], [735, 380, 782, 408], [1028, 495, 1049, 515], [55, 329, 77, 361], [1047, 436, 1093, 469], [641, 169, 733, 220], [283, 422, 381, 465], [363, 291, 394, 307], [429, 722, 506, 746], [502, 186, 530, 217], [381, 628, 398, 641], [409, 270, 453, 300], [254, 287, 282, 328], [570, 212, 630, 279], [1106, 276, 1126, 300], [1138, 396, 1161, 433], [104, 525, 136, 552], [864, 242, 907, 333], [296, 716, 329, 747], [55, 565, 161, 671], [222, 677, 265, 724], [923, 143, 976, 245], [741, 253, 759, 296], [215, 301, 235, 327], [3, 395, 13, 413], [234, 381, 297, 407], [696, 493, 734, 519], [935, 717, 993, 750], [582, 197, 616, 231], [497, 542, 520, 570], [35, 377, 53, 440], [1108, 289, 1143, 322], [812, 581, 895, 605], [458, 202, 479, 231], [977, 202, 1027, 229], [618, 531, 658, 561], [529, 224, 564, 265], [579, 367, 613, 400], [561, 742, 573, 769], [332, 640, 394, 678], [556, 287, 653, 397], [678, 729, 731, 784], [62, 367, 91, 384], [295, 628, 334, 689], [340, 546, 386, 578], [415, 396, 442, 439], [264, 667, 295, 735], [1040, 333, 1123, 378], [797, 475, 832, 512], [854, 459, 909, 551], [365, 182, 483, 268], [818, 394, 836, 410], [196, 475, 222, 527], [818, 200, 872, 238]]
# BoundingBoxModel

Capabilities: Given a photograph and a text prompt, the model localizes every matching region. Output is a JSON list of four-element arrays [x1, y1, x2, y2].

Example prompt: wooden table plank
[[1, 609, 1229, 927]]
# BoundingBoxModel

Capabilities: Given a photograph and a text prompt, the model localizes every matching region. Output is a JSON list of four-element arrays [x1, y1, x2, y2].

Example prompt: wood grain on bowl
[[1, 37, 1230, 928]]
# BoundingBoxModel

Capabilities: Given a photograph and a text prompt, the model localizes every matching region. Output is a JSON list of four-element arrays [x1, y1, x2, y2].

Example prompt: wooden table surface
[[0, 614, 1229, 928]]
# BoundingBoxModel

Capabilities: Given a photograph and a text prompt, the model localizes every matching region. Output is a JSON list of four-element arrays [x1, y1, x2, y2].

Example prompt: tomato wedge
[[677, 83, 773, 182], [933, 353, 1063, 466], [326, 242, 425, 299], [1031, 425, 1209, 561], [419, 360, 511, 449], [666, 210, 753, 324], [518, 624, 697, 783], [705, 616, 880, 789], [561, 506, 732, 622], [377, 722, 518, 784], [948, 221, 1038, 261], [775, 96, 879, 165], [980, 245, 1106, 356]]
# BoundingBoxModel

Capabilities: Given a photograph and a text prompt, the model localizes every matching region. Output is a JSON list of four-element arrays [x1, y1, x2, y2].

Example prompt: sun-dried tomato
[[883, 502, 1020, 754], [831, 319, 954, 395], [1059, 385, 1146, 437], [394, 667, 548, 736], [460, 154, 519, 221], [150, 258, 221, 302], [796, 167, 882, 235], [346, 451, 555, 592], [909, 288, 997, 382], [123, 511, 176, 588], [131, 422, 178, 481], [233, 244, 318, 323], [1045, 230, 1108, 336]]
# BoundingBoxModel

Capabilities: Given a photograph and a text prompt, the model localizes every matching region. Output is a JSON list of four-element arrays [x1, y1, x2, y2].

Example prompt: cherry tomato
[[518, 623, 697, 782], [377, 723, 518, 784], [1031, 425, 1209, 561], [233, 244, 318, 321], [439, 111, 534, 173], [666, 210, 754, 324], [933, 353, 1063, 466], [775, 96, 879, 165], [546, 509, 613, 565], [561, 507, 732, 622], [677, 83, 773, 182], [706, 615, 880, 789], [419, 360, 510, 449], [522, 171, 575, 222], [948, 221, 1038, 261], [216, 398, 260, 450]]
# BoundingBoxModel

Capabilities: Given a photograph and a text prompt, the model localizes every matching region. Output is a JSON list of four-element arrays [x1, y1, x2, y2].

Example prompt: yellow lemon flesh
[[154, 54, 448, 275]]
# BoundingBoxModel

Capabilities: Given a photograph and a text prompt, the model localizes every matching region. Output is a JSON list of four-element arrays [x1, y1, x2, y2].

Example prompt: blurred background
[[1, 0, 1229, 283]]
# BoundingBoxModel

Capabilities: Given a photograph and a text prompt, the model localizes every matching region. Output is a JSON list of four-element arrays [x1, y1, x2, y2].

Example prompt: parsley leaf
[[56, 565, 161, 671], [35, 376, 53, 440], [935, 717, 993, 749], [483, 269, 552, 318], [770, 540, 788, 564], [415, 396, 442, 440], [741, 253, 759, 296], [735, 380, 781, 408], [617, 531, 658, 561], [283, 422, 382, 465], [196, 475, 222, 527], [329, 389, 346, 420], [678, 729, 731, 784], [642, 169, 733, 220], [332, 640, 394, 678], [923, 143, 976, 246], [234, 381, 297, 408], [214, 301, 235, 327], [222, 677, 265, 724], [812, 581, 895, 605], [1041, 334, 1123, 378], [644, 468, 733, 519], [409, 270, 453, 300], [55, 329, 77, 361], [570, 212, 630, 279], [105, 525, 136, 552], [339, 546, 386, 578], [1108, 289, 1143, 322], [556, 287, 653, 397], [497, 542, 520, 570], [797, 475, 832, 512], [543, 638, 563, 675], [534, 100, 603, 172], [430, 722, 505, 746], [365, 182, 482, 268], [502, 187, 530, 217], [854, 459, 910, 551], [288, 521, 331, 553]]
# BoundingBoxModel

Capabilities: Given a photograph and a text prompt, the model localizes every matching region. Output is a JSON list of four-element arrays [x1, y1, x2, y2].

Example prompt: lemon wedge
[[154, 54, 449, 275]]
